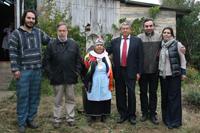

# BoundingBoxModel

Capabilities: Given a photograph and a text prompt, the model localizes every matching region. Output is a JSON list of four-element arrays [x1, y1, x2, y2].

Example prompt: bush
[[184, 66, 200, 84], [185, 90, 200, 107], [7, 79, 16, 91], [40, 77, 53, 96]]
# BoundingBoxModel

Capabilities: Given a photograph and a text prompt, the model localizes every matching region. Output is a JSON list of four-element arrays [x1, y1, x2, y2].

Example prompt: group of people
[[8, 9, 186, 133]]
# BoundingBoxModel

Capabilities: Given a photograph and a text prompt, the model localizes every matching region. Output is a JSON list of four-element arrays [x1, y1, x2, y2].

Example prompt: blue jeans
[[16, 69, 41, 126]]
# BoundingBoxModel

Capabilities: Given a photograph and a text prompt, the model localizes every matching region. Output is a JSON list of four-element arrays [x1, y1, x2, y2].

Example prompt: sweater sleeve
[[9, 30, 20, 72], [177, 42, 187, 74]]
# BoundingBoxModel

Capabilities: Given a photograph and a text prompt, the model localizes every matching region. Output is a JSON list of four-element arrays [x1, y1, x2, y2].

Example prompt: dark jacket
[[44, 38, 81, 85], [168, 40, 181, 76], [107, 35, 143, 79]]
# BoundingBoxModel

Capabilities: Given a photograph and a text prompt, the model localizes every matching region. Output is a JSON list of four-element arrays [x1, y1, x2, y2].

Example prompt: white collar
[[89, 50, 108, 59]]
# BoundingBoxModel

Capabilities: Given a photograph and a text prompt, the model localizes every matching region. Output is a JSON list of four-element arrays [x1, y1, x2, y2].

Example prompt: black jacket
[[43, 38, 81, 85]]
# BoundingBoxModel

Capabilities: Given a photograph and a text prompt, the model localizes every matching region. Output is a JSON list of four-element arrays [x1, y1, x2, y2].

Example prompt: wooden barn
[[37, 0, 189, 35]]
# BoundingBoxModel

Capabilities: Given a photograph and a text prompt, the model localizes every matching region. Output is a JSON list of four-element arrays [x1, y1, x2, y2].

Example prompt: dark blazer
[[107, 35, 143, 79], [43, 38, 81, 85]]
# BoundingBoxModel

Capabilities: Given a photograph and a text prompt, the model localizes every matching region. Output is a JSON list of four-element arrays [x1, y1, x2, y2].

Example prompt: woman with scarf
[[159, 27, 187, 129], [84, 38, 113, 123]]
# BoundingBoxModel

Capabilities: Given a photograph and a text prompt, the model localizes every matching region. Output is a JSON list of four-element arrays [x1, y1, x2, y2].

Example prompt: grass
[[0, 82, 200, 133]]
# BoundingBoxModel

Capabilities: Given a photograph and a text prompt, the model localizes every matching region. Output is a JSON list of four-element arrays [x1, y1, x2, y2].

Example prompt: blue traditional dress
[[84, 50, 113, 117]]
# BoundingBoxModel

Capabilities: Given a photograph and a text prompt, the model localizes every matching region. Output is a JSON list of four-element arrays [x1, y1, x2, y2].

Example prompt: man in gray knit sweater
[[9, 9, 50, 133], [137, 18, 160, 125]]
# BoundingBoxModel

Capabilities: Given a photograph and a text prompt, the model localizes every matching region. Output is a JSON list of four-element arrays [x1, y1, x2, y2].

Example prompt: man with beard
[[43, 22, 81, 128], [137, 18, 161, 125], [8, 10, 50, 133], [137, 18, 185, 125]]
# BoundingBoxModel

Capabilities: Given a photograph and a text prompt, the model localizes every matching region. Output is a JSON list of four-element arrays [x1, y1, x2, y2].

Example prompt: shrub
[[7, 79, 16, 91], [185, 90, 200, 107]]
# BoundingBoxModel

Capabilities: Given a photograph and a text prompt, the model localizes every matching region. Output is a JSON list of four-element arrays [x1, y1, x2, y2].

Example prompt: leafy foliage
[[176, 3, 200, 70], [162, 0, 191, 9], [148, 6, 160, 19], [185, 90, 200, 107], [24, 0, 37, 10], [37, 0, 86, 56], [131, 17, 145, 36]]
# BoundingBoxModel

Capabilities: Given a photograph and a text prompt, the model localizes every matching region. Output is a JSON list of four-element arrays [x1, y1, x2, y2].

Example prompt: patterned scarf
[[159, 38, 175, 78]]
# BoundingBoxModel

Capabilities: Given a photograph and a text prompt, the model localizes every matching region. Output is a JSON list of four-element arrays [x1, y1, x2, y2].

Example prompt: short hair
[[21, 9, 38, 25], [143, 18, 155, 27], [56, 22, 68, 29], [120, 21, 131, 28], [162, 27, 175, 38]]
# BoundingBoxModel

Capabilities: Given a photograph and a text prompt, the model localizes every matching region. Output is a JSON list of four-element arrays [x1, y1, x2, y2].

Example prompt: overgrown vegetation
[[148, 6, 160, 19], [163, 0, 200, 70], [37, 0, 86, 56]]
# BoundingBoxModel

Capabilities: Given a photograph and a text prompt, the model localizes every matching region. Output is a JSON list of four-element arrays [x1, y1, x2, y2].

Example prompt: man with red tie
[[107, 21, 143, 125]]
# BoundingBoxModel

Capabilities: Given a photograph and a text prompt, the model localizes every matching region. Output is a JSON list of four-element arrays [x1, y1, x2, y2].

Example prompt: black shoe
[[27, 121, 39, 129], [129, 117, 136, 125], [151, 116, 159, 125], [101, 115, 106, 122], [117, 117, 127, 123], [53, 122, 60, 128], [167, 125, 173, 129], [18, 126, 25, 133], [140, 114, 148, 122], [67, 121, 75, 127]]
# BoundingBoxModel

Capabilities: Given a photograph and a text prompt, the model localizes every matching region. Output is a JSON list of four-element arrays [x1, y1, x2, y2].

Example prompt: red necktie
[[121, 37, 127, 66]]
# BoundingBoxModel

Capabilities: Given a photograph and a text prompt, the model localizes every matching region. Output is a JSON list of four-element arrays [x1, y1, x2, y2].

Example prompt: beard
[[24, 22, 35, 29]]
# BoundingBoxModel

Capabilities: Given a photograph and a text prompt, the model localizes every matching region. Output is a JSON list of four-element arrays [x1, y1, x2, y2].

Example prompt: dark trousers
[[160, 76, 182, 127], [139, 73, 158, 116], [115, 67, 136, 119]]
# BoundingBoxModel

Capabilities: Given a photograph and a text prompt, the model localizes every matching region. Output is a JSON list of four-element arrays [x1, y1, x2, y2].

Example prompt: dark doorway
[[0, 4, 14, 61]]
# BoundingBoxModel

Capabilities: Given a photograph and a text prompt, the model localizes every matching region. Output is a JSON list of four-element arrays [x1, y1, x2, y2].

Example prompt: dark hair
[[143, 18, 155, 27], [21, 9, 38, 25], [161, 27, 175, 38]]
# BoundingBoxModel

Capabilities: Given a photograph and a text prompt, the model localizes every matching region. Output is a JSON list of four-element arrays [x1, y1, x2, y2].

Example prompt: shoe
[[67, 121, 75, 127], [167, 125, 173, 129], [87, 116, 96, 124], [129, 117, 136, 125], [27, 121, 39, 129], [117, 117, 127, 124], [53, 122, 60, 128], [101, 115, 106, 122], [151, 116, 159, 125], [18, 126, 25, 133], [140, 114, 148, 122]]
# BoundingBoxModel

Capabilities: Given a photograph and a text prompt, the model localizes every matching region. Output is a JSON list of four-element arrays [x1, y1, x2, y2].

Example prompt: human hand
[[13, 71, 21, 80], [136, 73, 140, 81], [180, 47, 186, 54], [181, 75, 187, 80]]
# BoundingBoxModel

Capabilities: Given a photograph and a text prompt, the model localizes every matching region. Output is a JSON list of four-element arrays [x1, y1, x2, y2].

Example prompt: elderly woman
[[83, 38, 113, 123], [159, 27, 187, 129]]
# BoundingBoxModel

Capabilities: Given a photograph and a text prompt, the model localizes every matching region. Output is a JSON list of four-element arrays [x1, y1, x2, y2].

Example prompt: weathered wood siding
[[120, 3, 176, 35], [53, 0, 120, 34], [37, 1, 177, 36]]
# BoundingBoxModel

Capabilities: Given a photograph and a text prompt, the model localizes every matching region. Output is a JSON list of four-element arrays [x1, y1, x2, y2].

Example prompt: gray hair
[[120, 21, 131, 28], [56, 22, 68, 29]]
